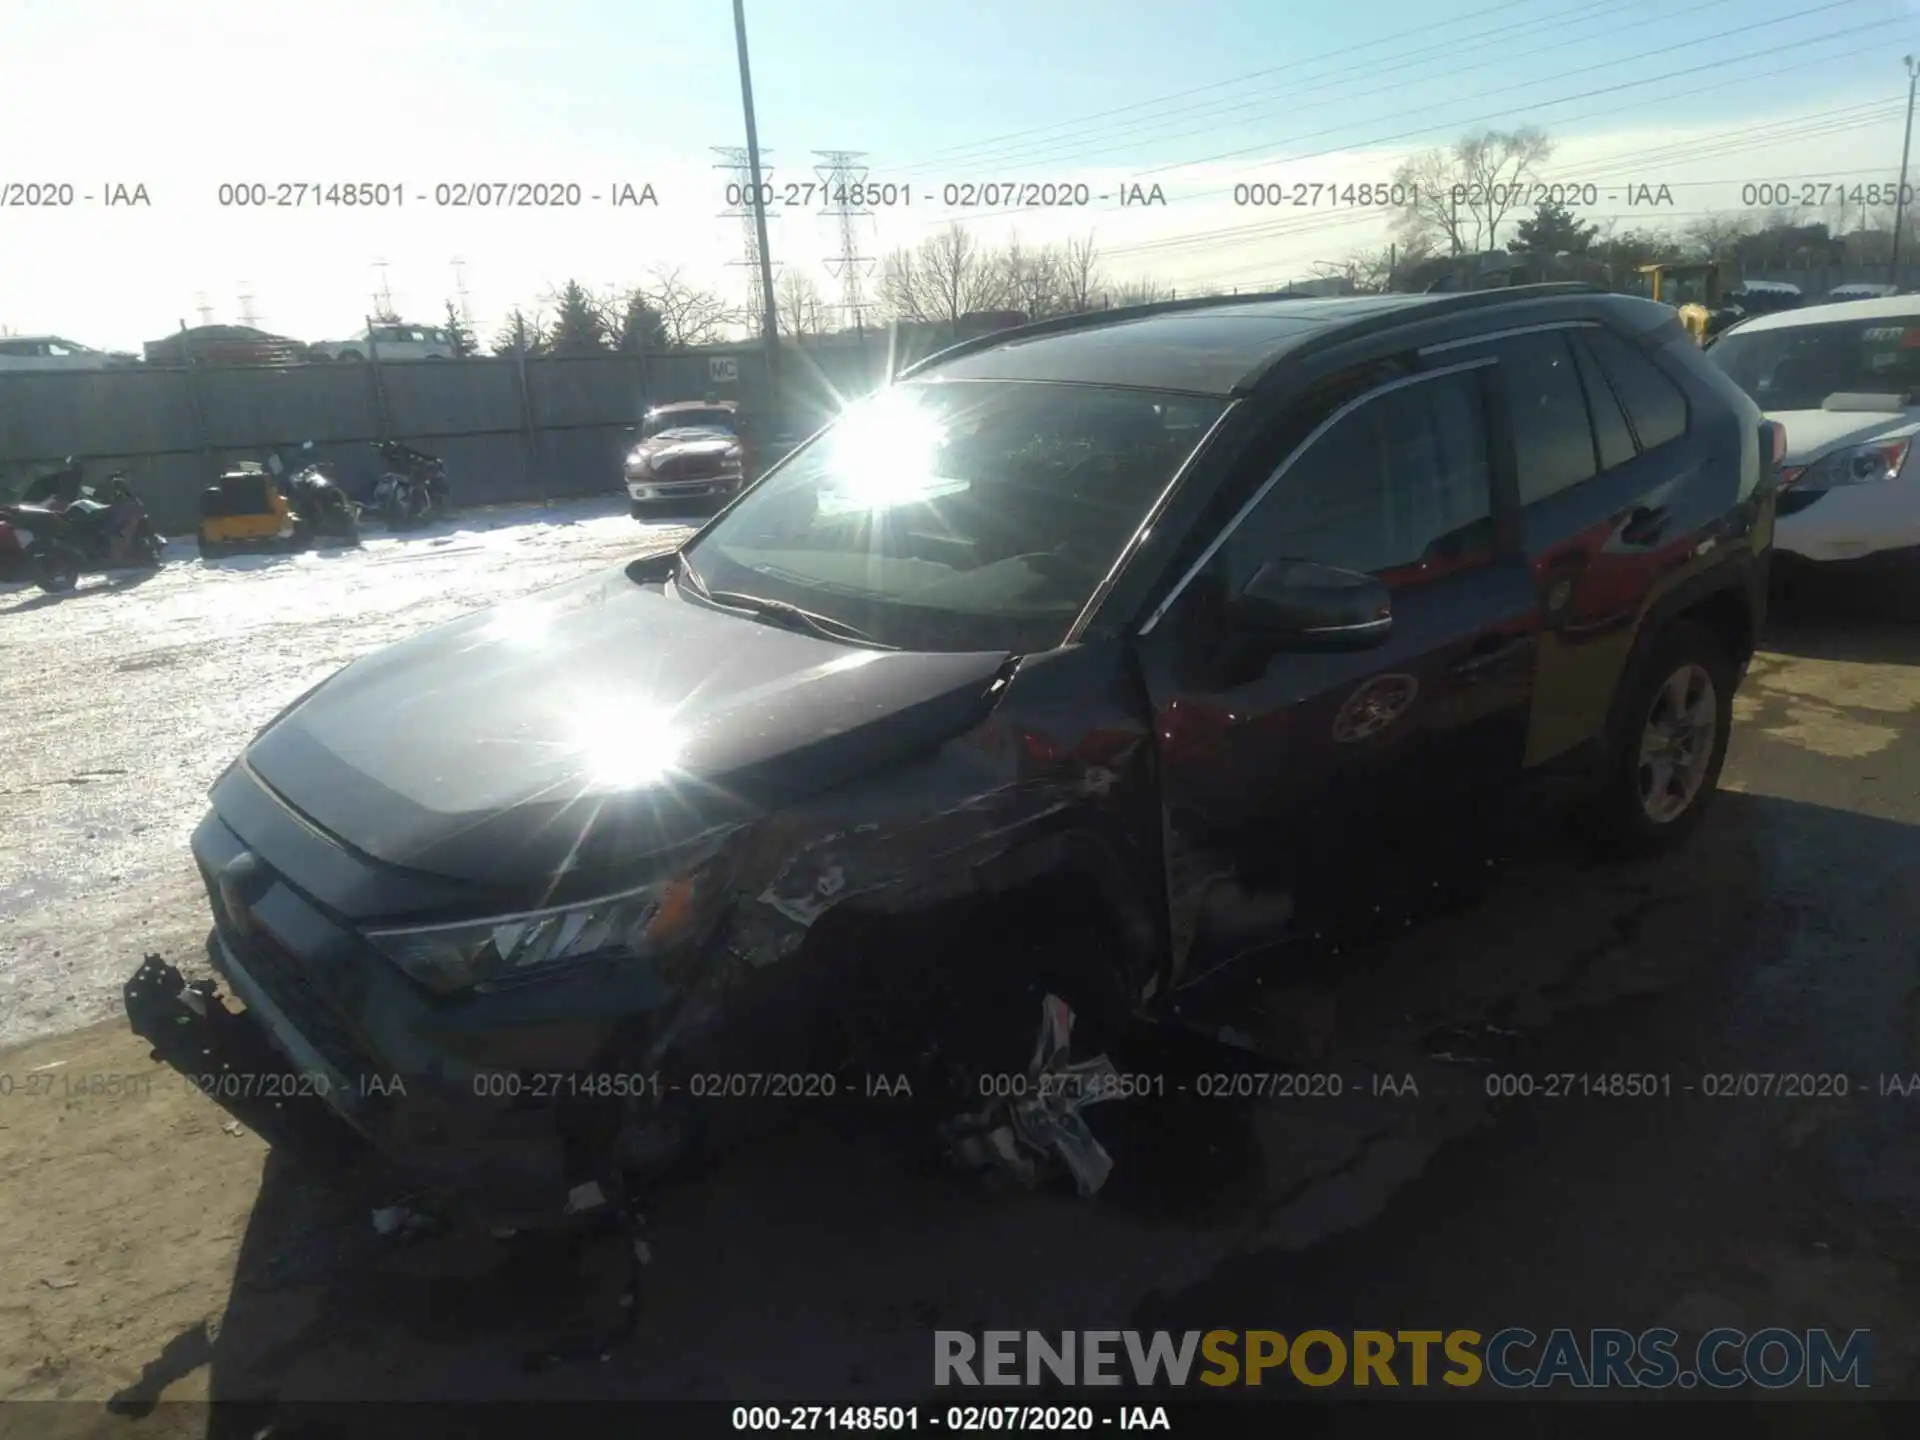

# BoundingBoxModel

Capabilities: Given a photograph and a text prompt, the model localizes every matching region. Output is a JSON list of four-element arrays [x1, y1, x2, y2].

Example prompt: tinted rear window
[[1570, 333, 1636, 471], [1494, 331, 1596, 506], [1585, 327, 1688, 448]]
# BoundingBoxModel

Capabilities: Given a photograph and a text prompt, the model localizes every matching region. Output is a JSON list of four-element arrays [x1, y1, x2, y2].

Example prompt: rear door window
[[1585, 326, 1688, 449], [1491, 331, 1597, 505], [1569, 332, 1637, 470]]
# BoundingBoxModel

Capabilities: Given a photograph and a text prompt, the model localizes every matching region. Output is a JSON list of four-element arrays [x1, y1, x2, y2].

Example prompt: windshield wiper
[[705, 588, 892, 648]]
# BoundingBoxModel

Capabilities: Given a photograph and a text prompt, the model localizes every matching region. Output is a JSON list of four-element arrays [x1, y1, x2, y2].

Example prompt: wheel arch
[[791, 822, 1166, 1059], [1605, 555, 1760, 753]]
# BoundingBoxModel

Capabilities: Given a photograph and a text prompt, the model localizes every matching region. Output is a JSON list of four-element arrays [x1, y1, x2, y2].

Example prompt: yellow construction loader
[[1638, 262, 1722, 345]]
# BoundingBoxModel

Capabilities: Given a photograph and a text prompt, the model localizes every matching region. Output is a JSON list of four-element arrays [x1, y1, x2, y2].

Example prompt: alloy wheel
[[1636, 662, 1718, 824]]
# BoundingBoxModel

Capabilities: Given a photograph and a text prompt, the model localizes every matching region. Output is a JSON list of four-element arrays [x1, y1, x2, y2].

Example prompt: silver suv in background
[[312, 324, 458, 362]]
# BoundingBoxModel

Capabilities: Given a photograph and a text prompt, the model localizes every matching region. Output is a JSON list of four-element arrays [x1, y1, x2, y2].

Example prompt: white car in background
[[1822, 283, 1899, 305], [311, 323, 457, 362], [1706, 295, 1920, 568], [0, 335, 140, 370]]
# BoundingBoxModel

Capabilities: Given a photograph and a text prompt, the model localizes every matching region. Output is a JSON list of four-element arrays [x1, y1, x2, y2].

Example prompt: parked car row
[[0, 322, 463, 370]]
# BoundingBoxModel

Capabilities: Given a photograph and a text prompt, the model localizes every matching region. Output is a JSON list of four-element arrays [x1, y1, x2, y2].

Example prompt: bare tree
[[1682, 212, 1754, 263], [1106, 276, 1176, 307], [1389, 127, 1554, 256], [879, 223, 1010, 327], [1059, 234, 1104, 312], [642, 267, 738, 347], [490, 307, 549, 357], [776, 270, 827, 337], [1000, 234, 1070, 319]]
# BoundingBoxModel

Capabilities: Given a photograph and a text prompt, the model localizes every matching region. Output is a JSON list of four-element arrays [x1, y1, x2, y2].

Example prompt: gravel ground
[[0, 497, 691, 1049]]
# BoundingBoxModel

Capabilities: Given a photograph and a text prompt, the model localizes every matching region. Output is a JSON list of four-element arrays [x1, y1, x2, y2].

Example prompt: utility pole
[[1891, 54, 1919, 288], [730, 0, 782, 418]]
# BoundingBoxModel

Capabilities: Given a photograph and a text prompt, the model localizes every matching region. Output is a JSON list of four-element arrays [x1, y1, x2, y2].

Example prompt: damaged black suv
[[129, 286, 1777, 1227]]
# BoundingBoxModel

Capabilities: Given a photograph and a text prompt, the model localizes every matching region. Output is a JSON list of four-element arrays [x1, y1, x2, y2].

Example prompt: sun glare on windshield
[[826, 392, 950, 510]]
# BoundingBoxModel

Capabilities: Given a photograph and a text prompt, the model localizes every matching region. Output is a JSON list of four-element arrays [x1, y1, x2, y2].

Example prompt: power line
[[1140, 0, 1886, 177], [1087, 99, 1908, 284], [892, 0, 1698, 177], [892, 0, 1563, 171], [1091, 95, 1908, 264], [891, 18, 1897, 241]]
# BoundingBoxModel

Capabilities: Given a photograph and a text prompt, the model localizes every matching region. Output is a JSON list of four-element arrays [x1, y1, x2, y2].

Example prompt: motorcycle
[[270, 442, 362, 546], [370, 440, 451, 531], [0, 461, 163, 592]]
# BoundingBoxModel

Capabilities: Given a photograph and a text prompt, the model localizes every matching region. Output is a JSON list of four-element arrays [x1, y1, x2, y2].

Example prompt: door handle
[[1621, 504, 1670, 546], [1449, 635, 1530, 680]]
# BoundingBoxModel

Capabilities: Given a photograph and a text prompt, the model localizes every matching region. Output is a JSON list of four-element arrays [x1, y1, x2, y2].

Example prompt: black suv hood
[[245, 567, 1010, 888]]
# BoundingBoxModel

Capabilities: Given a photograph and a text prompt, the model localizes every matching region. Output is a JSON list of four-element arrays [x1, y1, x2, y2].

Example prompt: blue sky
[[1, 0, 1916, 347]]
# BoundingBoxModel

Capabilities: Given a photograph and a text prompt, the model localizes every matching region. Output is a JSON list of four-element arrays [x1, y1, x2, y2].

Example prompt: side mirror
[[1228, 560, 1392, 649]]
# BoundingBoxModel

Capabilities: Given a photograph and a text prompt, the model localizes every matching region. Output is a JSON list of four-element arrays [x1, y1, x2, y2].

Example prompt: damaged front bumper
[[126, 799, 707, 1231]]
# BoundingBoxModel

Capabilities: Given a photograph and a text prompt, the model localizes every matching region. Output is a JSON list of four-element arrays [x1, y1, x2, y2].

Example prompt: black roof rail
[[895, 289, 1323, 380], [1237, 282, 1610, 393], [897, 282, 1609, 386]]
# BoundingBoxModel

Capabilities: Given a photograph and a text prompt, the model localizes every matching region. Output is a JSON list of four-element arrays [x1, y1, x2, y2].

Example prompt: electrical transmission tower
[[815, 150, 874, 335], [451, 258, 475, 330], [372, 260, 397, 320], [194, 292, 214, 326], [714, 145, 781, 306], [237, 282, 258, 328]]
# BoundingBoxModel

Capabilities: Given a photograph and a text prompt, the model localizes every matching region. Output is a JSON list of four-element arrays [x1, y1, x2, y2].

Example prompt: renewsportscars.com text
[[934, 1328, 1872, 1390]]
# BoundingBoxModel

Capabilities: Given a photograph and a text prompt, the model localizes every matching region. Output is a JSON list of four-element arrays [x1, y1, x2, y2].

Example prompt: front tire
[[1583, 620, 1735, 858]]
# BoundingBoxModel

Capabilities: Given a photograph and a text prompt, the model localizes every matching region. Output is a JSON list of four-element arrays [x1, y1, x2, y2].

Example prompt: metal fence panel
[[381, 358, 526, 437], [196, 363, 380, 446], [0, 366, 203, 458]]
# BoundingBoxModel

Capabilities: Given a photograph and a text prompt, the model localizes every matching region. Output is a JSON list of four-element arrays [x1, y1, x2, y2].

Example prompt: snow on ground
[[0, 497, 693, 1048]]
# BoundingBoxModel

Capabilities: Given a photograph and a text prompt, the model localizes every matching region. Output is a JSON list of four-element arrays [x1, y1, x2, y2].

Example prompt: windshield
[[679, 380, 1226, 654], [1707, 315, 1920, 411], [644, 409, 737, 438]]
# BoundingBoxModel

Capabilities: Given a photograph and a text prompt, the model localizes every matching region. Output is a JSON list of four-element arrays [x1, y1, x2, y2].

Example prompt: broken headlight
[[366, 871, 708, 996]]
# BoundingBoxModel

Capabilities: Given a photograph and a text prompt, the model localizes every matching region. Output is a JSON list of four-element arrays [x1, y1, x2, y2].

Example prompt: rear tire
[[32, 546, 78, 593], [1582, 620, 1735, 858]]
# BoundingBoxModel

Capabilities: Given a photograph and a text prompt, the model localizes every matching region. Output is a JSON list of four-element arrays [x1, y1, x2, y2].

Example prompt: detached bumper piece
[[123, 953, 360, 1159], [943, 994, 1122, 1198]]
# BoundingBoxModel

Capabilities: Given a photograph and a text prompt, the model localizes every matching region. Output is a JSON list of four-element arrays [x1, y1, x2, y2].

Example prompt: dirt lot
[[1, 541, 1917, 1429]]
